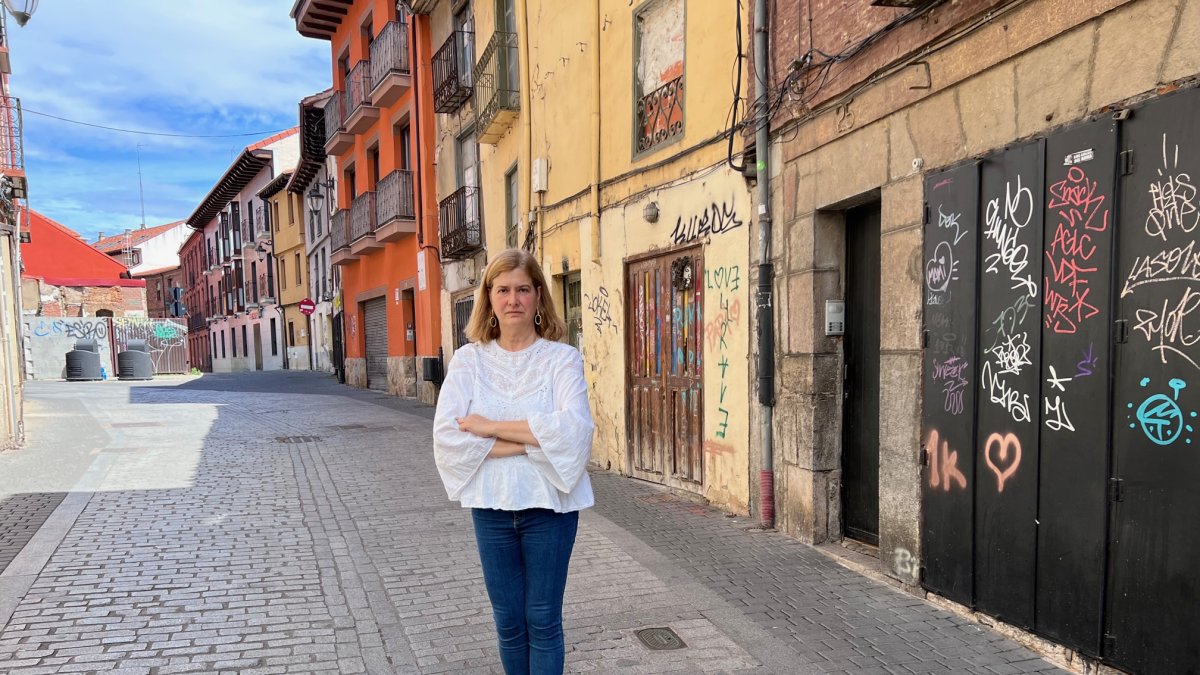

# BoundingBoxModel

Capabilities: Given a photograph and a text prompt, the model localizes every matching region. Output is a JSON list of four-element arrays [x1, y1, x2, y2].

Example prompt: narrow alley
[[0, 374, 1064, 675]]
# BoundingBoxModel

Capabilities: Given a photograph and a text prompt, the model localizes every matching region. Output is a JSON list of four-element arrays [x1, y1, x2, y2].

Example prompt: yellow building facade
[[260, 175, 312, 370], [433, 0, 754, 513]]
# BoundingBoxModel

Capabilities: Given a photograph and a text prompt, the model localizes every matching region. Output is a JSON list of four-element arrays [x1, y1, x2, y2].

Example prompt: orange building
[[293, 0, 443, 403]]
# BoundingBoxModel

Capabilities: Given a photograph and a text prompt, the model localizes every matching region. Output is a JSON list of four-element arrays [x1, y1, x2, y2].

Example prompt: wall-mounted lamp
[[307, 177, 336, 223], [643, 201, 660, 223], [2, 0, 38, 27]]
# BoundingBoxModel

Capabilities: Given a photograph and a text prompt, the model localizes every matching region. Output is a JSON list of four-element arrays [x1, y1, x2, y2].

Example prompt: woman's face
[[489, 267, 540, 335]]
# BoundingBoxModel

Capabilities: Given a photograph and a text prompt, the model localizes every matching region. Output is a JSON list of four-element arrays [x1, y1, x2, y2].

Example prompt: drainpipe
[[590, 0, 601, 262], [753, 0, 776, 529], [518, 0, 533, 253]]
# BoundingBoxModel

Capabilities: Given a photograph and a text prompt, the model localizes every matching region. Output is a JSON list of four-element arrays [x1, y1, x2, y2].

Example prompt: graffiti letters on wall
[[670, 200, 744, 246], [705, 266, 740, 439], [31, 318, 108, 341], [111, 318, 190, 374]]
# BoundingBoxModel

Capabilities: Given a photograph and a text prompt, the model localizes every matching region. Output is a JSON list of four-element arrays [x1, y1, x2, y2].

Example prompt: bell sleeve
[[525, 347, 596, 493], [433, 346, 495, 500]]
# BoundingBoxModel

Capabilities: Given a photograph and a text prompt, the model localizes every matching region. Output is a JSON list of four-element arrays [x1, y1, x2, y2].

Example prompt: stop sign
[[299, 298, 316, 316]]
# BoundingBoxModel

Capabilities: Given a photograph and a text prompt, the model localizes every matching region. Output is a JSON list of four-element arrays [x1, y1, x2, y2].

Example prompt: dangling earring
[[534, 311, 543, 327], [489, 315, 498, 328]]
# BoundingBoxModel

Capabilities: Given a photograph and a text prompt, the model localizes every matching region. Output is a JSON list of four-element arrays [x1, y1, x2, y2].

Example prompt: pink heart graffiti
[[984, 432, 1022, 493]]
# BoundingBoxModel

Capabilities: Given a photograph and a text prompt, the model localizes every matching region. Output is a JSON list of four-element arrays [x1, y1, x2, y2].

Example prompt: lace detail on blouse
[[433, 339, 596, 513]]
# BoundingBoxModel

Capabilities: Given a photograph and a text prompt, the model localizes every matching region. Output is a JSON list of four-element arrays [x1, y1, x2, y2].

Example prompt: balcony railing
[[636, 75, 685, 155], [350, 191, 377, 242], [254, 205, 271, 241], [473, 31, 519, 143], [377, 169, 415, 224], [347, 60, 372, 118], [331, 209, 350, 251], [370, 20, 410, 90], [0, 97, 22, 172], [439, 186, 482, 260], [257, 273, 275, 305], [324, 91, 346, 141], [433, 31, 473, 114]]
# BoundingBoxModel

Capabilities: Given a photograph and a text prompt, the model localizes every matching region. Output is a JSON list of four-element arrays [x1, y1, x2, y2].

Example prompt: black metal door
[[1034, 119, 1116, 655], [974, 140, 1044, 628], [921, 162, 980, 605], [1106, 87, 1200, 675], [332, 312, 346, 384], [843, 203, 881, 545]]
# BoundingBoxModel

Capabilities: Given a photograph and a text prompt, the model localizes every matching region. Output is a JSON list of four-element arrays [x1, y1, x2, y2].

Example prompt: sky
[[8, 1, 331, 243]]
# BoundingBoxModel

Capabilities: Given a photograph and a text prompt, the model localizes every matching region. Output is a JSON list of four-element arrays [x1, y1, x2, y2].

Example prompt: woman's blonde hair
[[465, 249, 566, 343]]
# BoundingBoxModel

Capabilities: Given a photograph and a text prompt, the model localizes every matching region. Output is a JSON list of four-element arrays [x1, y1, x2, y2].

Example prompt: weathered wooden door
[[626, 249, 704, 492]]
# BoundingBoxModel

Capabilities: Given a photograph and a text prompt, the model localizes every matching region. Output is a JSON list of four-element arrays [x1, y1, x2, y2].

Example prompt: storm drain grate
[[275, 436, 322, 444], [635, 627, 686, 651]]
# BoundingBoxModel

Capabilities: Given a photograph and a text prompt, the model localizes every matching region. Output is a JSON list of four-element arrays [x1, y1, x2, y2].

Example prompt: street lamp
[[307, 177, 335, 223], [2, 0, 38, 27]]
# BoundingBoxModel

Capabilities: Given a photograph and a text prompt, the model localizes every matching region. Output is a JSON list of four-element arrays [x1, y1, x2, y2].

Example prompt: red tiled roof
[[248, 127, 299, 152], [93, 220, 185, 254]]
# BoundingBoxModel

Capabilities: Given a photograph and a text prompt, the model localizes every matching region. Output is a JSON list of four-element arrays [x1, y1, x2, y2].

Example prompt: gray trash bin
[[117, 340, 154, 381], [65, 339, 102, 381]]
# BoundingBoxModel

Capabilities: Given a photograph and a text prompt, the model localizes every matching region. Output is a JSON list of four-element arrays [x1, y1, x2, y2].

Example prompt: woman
[[433, 249, 595, 675]]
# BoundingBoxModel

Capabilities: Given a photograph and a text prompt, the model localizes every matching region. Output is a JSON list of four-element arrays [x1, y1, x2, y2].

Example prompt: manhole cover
[[635, 627, 686, 651], [275, 436, 322, 443]]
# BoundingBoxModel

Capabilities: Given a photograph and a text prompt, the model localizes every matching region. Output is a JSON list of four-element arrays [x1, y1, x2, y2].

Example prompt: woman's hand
[[487, 439, 527, 458], [456, 414, 495, 438]]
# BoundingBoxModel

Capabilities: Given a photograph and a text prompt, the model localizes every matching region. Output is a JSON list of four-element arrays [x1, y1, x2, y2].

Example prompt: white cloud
[[6, 1, 332, 241]]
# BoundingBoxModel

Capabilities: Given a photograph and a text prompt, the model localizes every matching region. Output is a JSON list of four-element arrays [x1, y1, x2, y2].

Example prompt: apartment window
[[155, 280, 162, 302], [454, 4, 475, 82], [497, 0, 517, 89], [398, 124, 412, 171], [505, 165, 518, 249], [369, 146, 381, 186], [565, 272, 582, 349], [232, 327, 237, 358], [242, 325, 249, 358], [456, 128, 477, 191], [221, 330, 226, 359], [270, 319, 278, 356], [295, 253, 302, 286], [288, 321, 296, 348], [280, 258, 287, 290], [633, 0, 685, 157], [453, 294, 474, 349], [284, 196, 291, 231], [346, 168, 358, 200]]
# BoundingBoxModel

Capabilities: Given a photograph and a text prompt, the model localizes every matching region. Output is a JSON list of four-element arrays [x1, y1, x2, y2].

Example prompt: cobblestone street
[[0, 373, 1066, 674]]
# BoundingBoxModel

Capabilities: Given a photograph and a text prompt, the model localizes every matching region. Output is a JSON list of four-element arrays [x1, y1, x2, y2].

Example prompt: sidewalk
[[0, 372, 1065, 674]]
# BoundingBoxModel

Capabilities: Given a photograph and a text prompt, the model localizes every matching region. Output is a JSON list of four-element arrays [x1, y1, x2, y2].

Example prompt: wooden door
[[626, 249, 704, 492]]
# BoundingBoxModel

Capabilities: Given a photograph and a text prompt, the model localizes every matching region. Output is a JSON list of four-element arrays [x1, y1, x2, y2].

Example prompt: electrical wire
[[22, 107, 293, 139]]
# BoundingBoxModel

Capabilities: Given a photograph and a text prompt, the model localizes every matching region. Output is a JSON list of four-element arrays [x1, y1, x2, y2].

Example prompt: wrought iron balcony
[[254, 205, 272, 242], [636, 75, 684, 155], [331, 209, 349, 250], [257, 273, 275, 305], [439, 186, 482, 260], [375, 169, 416, 242], [473, 31, 519, 144], [433, 31, 473, 114], [370, 20, 411, 108], [345, 60, 380, 135], [350, 191, 381, 254], [323, 91, 352, 155], [0, 97, 18, 174]]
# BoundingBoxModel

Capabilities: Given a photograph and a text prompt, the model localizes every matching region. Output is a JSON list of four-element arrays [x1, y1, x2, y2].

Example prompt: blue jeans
[[472, 508, 579, 675]]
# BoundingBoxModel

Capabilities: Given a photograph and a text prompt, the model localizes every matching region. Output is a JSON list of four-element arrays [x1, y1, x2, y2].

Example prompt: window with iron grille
[[564, 272, 582, 349], [453, 294, 474, 349], [505, 165, 518, 249], [633, 0, 685, 158]]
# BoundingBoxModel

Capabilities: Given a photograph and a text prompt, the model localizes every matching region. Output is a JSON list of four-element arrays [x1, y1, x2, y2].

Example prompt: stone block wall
[[763, 0, 1193, 587]]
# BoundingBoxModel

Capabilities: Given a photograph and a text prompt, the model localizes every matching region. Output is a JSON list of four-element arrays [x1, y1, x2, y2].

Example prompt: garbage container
[[117, 339, 154, 381], [65, 339, 102, 381]]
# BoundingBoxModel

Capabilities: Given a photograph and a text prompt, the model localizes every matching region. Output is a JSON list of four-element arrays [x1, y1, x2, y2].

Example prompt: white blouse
[[433, 338, 596, 513]]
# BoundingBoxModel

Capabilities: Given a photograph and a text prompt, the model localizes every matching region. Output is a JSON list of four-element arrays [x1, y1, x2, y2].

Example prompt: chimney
[[97, 232, 104, 242]]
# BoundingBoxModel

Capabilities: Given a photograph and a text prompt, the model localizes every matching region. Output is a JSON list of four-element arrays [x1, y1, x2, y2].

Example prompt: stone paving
[[0, 372, 1067, 674]]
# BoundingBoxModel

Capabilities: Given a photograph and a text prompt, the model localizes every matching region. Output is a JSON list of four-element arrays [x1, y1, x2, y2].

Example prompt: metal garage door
[[363, 298, 388, 391]]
